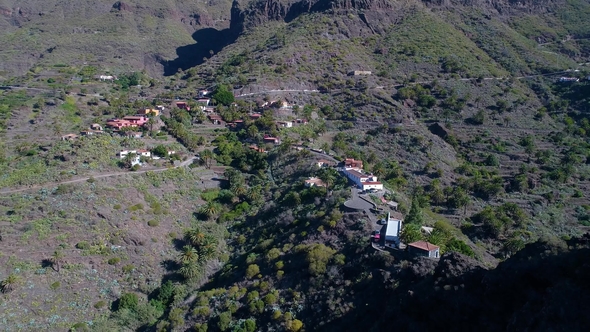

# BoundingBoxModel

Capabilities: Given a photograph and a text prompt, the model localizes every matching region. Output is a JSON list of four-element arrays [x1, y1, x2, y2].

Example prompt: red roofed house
[[208, 114, 223, 125], [344, 158, 363, 169], [408, 241, 440, 258], [123, 116, 149, 126], [263, 135, 281, 145], [175, 101, 191, 111], [250, 113, 262, 120], [106, 119, 137, 130]]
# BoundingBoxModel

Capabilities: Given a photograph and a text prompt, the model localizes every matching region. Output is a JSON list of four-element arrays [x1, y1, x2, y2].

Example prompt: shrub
[[245, 264, 260, 279], [50, 281, 60, 290], [108, 257, 121, 265], [129, 204, 143, 212], [75, 241, 90, 250], [70, 322, 89, 331], [118, 293, 139, 311], [113, 204, 122, 210], [148, 220, 159, 227], [94, 300, 107, 309], [122, 264, 135, 273]]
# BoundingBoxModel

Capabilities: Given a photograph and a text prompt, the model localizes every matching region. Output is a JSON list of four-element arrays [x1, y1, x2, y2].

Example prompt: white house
[[304, 177, 326, 187], [118, 149, 151, 159], [341, 168, 383, 190], [384, 212, 402, 249], [276, 121, 293, 128]]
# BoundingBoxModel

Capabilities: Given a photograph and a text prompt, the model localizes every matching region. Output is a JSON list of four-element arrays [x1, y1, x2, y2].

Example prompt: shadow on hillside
[[162, 27, 239, 76]]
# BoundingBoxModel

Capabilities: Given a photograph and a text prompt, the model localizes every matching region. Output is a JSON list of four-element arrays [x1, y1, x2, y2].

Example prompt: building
[[248, 145, 266, 153], [106, 119, 136, 130], [250, 113, 262, 120], [227, 120, 245, 129], [342, 168, 383, 190], [349, 70, 372, 76], [122, 116, 149, 126], [304, 177, 326, 187], [408, 241, 440, 258], [198, 90, 211, 98], [61, 133, 78, 141], [344, 158, 363, 169], [276, 121, 293, 128], [123, 131, 143, 138], [295, 118, 308, 125], [559, 77, 579, 82], [208, 114, 223, 125], [197, 98, 211, 106], [90, 123, 103, 131], [175, 101, 191, 111], [138, 108, 160, 117], [384, 213, 402, 249], [263, 135, 281, 145], [317, 159, 335, 168], [80, 129, 103, 136]]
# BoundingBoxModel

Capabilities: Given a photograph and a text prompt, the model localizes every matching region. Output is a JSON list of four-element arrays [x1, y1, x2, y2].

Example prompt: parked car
[[373, 230, 381, 241], [378, 219, 387, 225]]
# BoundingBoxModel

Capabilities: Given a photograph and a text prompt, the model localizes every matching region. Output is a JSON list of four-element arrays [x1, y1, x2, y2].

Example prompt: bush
[[113, 204, 122, 210], [122, 264, 135, 273], [148, 220, 159, 227], [70, 322, 89, 332], [75, 241, 90, 250], [94, 300, 107, 309], [129, 204, 143, 212], [50, 281, 60, 290], [245, 264, 260, 279], [118, 293, 139, 311], [108, 257, 121, 265]]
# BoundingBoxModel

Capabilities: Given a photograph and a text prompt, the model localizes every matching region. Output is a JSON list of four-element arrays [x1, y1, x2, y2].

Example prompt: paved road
[[0, 157, 197, 195]]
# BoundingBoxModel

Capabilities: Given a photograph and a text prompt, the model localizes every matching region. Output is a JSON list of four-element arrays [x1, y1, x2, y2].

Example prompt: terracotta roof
[[408, 241, 440, 252], [363, 181, 382, 185], [346, 169, 369, 179]]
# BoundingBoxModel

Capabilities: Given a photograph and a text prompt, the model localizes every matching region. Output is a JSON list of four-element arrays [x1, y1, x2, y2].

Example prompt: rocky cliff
[[230, 0, 564, 33]]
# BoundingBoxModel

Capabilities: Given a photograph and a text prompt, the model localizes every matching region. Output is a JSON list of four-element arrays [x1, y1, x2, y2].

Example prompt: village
[[56, 82, 441, 259]]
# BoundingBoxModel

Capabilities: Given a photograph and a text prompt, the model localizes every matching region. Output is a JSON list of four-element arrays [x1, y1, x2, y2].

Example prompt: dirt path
[[0, 157, 196, 195]]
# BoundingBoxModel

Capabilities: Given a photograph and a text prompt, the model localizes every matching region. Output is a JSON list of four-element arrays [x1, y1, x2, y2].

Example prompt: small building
[[138, 108, 160, 117], [250, 113, 262, 120], [175, 101, 191, 111], [407, 241, 440, 258], [197, 98, 211, 106], [263, 135, 281, 145], [106, 119, 136, 130], [227, 120, 245, 129], [304, 177, 326, 187], [344, 158, 363, 169], [276, 121, 293, 128], [80, 130, 103, 136], [136, 149, 152, 158], [248, 145, 266, 153], [198, 90, 211, 98], [156, 105, 166, 112], [349, 70, 372, 76], [203, 106, 216, 113], [295, 118, 308, 125], [90, 123, 103, 131], [559, 77, 579, 83], [208, 114, 223, 125], [317, 159, 335, 168], [61, 133, 79, 141], [384, 213, 402, 249]]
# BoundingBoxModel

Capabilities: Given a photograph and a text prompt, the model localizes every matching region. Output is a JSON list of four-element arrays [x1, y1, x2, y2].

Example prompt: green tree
[[118, 293, 139, 311], [152, 145, 168, 158], [289, 319, 303, 332], [178, 245, 199, 264], [179, 263, 202, 280], [246, 264, 260, 278], [212, 85, 235, 106], [405, 196, 424, 225], [218, 311, 232, 331], [401, 223, 422, 244]]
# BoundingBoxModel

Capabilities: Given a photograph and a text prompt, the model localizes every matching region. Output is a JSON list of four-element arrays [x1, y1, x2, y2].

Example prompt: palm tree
[[199, 202, 220, 220], [200, 149, 214, 169], [0, 274, 20, 293], [185, 228, 206, 247], [179, 262, 202, 280], [146, 117, 156, 133], [50, 250, 65, 272], [178, 245, 199, 264], [123, 153, 137, 169], [230, 183, 247, 198], [318, 168, 337, 196]]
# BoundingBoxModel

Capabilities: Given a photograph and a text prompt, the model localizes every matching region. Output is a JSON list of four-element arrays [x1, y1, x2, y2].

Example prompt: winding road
[[0, 156, 197, 195]]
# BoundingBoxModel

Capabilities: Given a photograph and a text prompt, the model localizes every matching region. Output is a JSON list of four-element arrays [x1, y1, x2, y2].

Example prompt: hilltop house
[[408, 241, 440, 258]]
